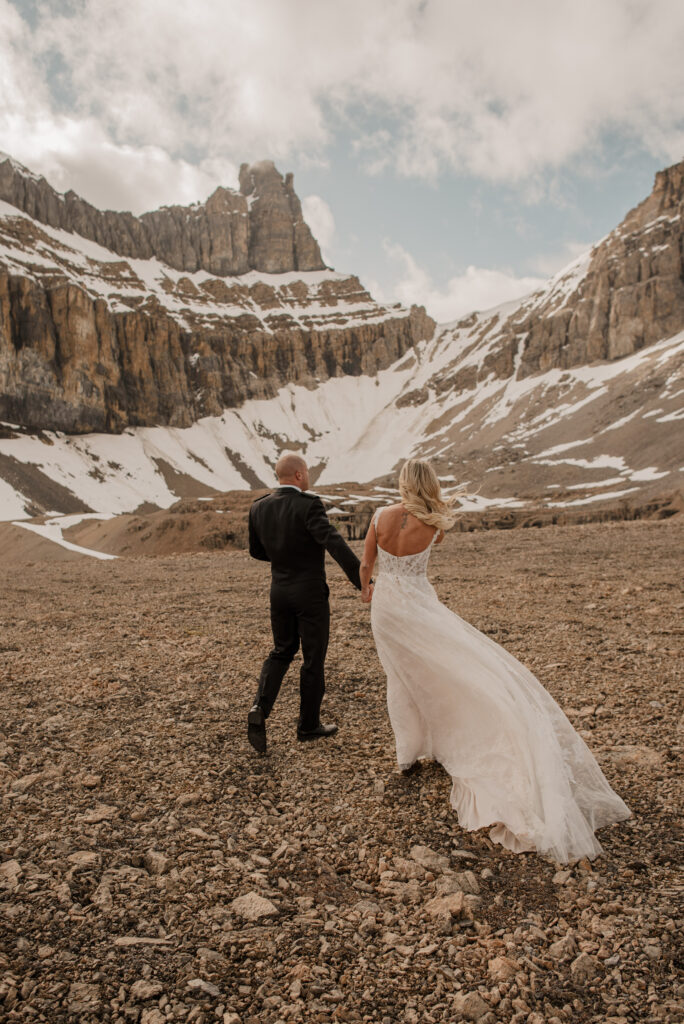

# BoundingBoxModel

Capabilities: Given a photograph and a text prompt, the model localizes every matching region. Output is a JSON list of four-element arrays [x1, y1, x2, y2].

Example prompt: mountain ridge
[[0, 157, 434, 434], [0, 154, 325, 276]]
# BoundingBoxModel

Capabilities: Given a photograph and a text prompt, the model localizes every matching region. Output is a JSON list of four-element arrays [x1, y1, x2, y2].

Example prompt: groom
[[247, 453, 362, 752]]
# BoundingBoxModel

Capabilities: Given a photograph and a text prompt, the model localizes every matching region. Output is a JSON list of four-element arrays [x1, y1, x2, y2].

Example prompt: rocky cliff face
[[0, 156, 434, 433], [429, 160, 684, 396], [0, 155, 325, 276]]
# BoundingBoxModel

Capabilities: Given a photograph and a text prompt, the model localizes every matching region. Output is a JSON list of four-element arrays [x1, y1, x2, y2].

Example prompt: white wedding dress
[[370, 508, 631, 863]]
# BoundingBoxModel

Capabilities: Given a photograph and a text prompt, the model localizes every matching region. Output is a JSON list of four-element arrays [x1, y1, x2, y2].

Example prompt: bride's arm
[[435, 529, 445, 544], [359, 516, 378, 603]]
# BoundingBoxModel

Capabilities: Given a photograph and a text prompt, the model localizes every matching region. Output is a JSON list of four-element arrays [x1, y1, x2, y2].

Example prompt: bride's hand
[[361, 584, 374, 604]]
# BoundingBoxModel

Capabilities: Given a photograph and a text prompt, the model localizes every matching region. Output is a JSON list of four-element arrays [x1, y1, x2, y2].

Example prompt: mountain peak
[[0, 153, 324, 276]]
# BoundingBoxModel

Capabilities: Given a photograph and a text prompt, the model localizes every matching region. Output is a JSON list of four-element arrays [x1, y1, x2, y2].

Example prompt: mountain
[[0, 154, 325, 275], [0, 157, 682, 523], [0, 154, 433, 433]]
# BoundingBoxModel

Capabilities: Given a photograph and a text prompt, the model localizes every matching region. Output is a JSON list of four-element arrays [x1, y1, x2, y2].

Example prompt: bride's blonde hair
[[399, 459, 459, 531]]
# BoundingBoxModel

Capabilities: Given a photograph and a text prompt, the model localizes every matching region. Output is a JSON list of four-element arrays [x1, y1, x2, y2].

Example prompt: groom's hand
[[361, 584, 374, 604]]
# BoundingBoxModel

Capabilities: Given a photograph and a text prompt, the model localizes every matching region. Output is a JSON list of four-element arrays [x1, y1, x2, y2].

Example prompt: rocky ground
[[0, 519, 682, 1024]]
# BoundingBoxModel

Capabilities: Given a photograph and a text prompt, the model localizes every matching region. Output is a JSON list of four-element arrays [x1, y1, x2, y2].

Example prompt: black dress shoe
[[247, 705, 267, 753], [297, 721, 338, 742]]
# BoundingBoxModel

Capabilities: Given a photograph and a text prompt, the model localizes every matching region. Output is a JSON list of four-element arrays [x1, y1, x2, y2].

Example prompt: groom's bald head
[[276, 452, 309, 489]]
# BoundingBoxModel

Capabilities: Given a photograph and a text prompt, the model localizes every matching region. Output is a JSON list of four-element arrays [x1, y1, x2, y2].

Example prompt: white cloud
[[0, 0, 682, 213], [530, 240, 594, 278], [301, 195, 335, 263], [377, 242, 545, 323]]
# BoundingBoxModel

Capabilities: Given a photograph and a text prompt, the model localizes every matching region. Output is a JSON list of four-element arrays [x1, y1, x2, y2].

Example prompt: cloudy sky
[[3, 0, 684, 322]]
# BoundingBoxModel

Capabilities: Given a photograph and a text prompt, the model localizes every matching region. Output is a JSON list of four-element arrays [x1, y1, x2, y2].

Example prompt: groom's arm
[[305, 497, 361, 590], [248, 506, 270, 562]]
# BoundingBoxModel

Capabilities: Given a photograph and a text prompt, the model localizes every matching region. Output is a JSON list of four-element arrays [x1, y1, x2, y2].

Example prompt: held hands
[[361, 583, 374, 604]]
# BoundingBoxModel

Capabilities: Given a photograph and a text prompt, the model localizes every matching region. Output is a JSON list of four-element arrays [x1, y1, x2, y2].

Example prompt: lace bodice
[[374, 507, 437, 580]]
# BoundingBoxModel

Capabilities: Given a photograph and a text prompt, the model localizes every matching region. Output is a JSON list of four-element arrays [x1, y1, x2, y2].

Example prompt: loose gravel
[[1, 519, 682, 1024]]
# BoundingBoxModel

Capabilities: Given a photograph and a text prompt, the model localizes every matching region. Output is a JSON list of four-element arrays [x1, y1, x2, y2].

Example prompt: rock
[[452, 990, 490, 1020], [392, 856, 425, 880], [80, 773, 102, 788], [113, 937, 172, 947], [140, 1011, 166, 1024], [608, 745, 664, 768], [130, 979, 164, 1002], [410, 844, 450, 873], [11, 772, 42, 793], [187, 978, 221, 998], [552, 870, 573, 885], [425, 892, 465, 922], [68, 982, 101, 1014], [488, 955, 521, 982], [66, 851, 100, 871], [455, 870, 480, 894], [90, 880, 113, 910], [0, 859, 21, 891], [230, 891, 279, 921], [548, 932, 578, 959], [42, 714, 65, 730], [463, 894, 482, 915], [176, 791, 202, 807], [144, 850, 170, 875], [239, 161, 324, 274], [80, 803, 118, 823], [55, 881, 72, 905], [571, 952, 601, 983]]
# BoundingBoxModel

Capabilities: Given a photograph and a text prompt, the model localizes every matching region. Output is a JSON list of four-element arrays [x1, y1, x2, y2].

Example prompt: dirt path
[[0, 520, 682, 1023]]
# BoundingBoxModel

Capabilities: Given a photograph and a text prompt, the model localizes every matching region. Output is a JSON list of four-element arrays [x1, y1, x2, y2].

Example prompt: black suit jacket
[[249, 487, 361, 590]]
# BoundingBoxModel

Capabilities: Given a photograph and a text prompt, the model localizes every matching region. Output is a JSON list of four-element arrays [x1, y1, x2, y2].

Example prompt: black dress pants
[[254, 578, 330, 731]]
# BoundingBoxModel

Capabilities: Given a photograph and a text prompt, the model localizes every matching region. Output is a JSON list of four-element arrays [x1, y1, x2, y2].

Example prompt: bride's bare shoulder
[[377, 502, 401, 517]]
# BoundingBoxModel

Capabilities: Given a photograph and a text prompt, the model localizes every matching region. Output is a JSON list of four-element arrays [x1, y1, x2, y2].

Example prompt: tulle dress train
[[369, 508, 630, 863]]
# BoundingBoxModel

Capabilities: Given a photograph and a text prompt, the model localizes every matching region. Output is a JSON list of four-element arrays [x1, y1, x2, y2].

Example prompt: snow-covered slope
[[1, 316, 681, 520]]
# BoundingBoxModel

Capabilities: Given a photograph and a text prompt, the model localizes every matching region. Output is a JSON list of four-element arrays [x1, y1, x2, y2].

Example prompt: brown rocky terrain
[[0, 519, 682, 1023]]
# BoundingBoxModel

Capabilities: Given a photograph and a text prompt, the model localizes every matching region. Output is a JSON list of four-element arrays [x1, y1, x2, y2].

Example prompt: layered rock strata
[[0, 157, 434, 433]]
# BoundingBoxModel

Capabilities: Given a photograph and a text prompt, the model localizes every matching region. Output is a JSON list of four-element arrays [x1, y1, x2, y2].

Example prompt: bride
[[360, 458, 630, 863]]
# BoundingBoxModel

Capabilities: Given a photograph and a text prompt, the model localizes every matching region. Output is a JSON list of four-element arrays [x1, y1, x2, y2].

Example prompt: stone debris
[[488, 954, 521, 981], [143, 849, 170, 875], [230, 891, 279, 921], [79, 802, 118, 823], [0, 859, 21, 891], [67, 982, 101, 1014], [0, 520, 681, 1024], [452, 990, 491, 1020], [130, 979, 165, 1002], [410, 843, 451, 873]]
